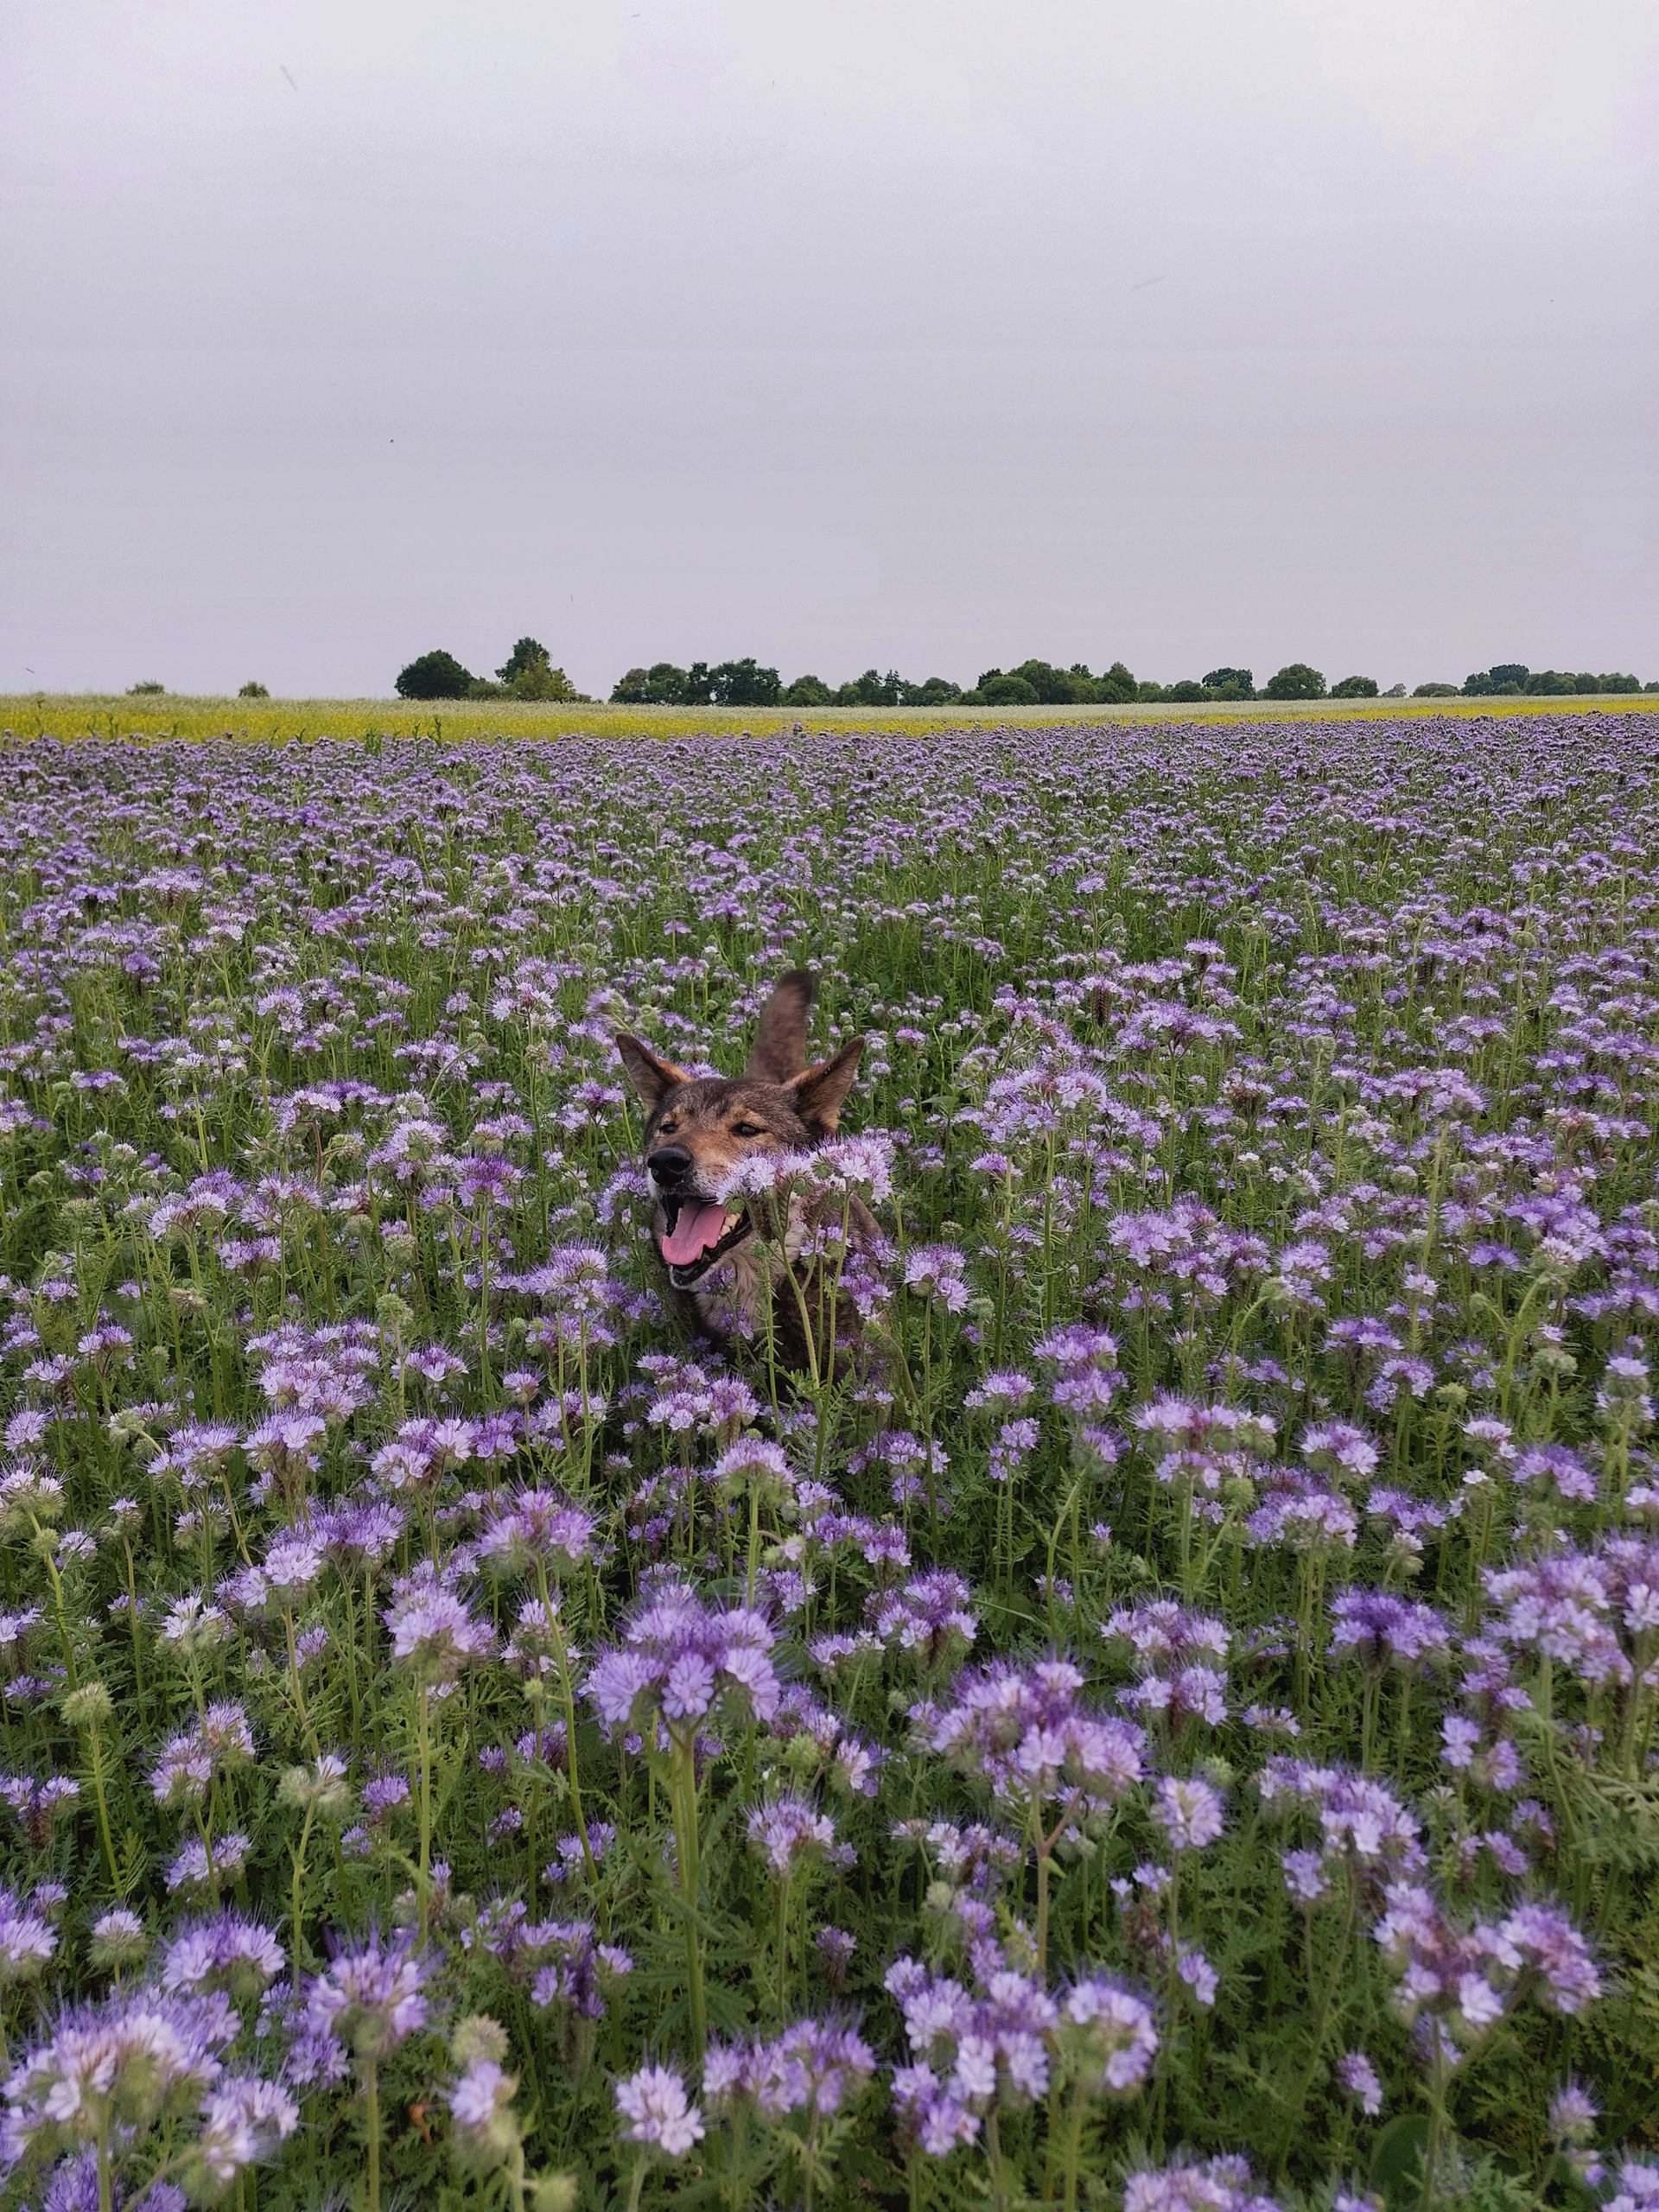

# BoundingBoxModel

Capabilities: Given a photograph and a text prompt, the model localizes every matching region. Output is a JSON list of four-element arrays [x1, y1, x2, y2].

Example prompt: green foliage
[[395, 650, 474, 700], [495, 638, 551, 686], [127, 680, 166, 695], [613, 662, 694, 704], [1264, 663, 1327, 699], [238, 682, 270, 699], [1414, 683, 1462, 697], [1329, 676, 1379, 698], [976, 671, 1039, 704]]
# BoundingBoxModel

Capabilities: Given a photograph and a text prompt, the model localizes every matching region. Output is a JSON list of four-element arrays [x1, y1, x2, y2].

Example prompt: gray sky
[[2, 0, 1655, 698]]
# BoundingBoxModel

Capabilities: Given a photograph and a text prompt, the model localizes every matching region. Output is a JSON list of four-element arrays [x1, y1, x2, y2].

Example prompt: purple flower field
[[0, 717, 1656, 2212]]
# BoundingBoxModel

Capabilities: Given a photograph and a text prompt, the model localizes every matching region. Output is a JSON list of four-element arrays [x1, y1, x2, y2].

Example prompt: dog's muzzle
[[654, 1188, 754, 1285]]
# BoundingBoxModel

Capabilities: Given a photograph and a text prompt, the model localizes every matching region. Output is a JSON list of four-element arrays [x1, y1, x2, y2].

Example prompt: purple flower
[[1257, 1759, 1424, 1874], [192, 2075, 300, 2189], [526, 1920, 613, 2020], [588, 1581, 779, 1738], [904, 1244, 971, 1312], [448, 2055, 513, 2135], [870, 1570, 978, 1669], [615, 2063, 704, 2157], [1491, 1902, 1601, 2014], [383, 1568, 496, 1683], [925, 1656, 1144, 1821], [886, 1953, 1058, 2151], [1338, 2050, 1383, 2115], [1512, 1445, 1599, 1504], [161, 1913, 284, 2004], [1152, 1775, 1226, 1853], [1483, 1550, 1630, 1687], [703, 2018, 875, 2120], [0, 1889, 58, 1984], [1122, 2152, 1284, 2212], [0, 1986, 238, 2173], [478, 1488, 598, 1578], [303, 1926, 429, 2063], [1330, 1589, 1451, 1675], [814, 1927, 856, 1990], [1548, 2081, 1598, 2143], [747, 1795, 848, 1877], [1058, 1974, 1160, 2093]]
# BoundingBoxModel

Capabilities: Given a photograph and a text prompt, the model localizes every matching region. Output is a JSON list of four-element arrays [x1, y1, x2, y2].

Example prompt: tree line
[[389, 644, 1655, 707]]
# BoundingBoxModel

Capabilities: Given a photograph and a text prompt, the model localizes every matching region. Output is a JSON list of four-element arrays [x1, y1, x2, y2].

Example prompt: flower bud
[[62, 1681, 115, 1731]]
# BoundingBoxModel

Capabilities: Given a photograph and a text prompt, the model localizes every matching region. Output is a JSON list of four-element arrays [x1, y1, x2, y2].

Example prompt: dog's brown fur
[[614, 972, 874, 1364]]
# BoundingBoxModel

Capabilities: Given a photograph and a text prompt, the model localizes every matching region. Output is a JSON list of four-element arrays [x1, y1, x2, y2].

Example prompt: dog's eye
[[731, 1121, 767, 1139], [658, 1118, 678, 1135]]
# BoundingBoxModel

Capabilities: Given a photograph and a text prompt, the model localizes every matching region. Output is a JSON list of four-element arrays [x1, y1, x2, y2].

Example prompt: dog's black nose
[[648, 1145, 693, 1186]]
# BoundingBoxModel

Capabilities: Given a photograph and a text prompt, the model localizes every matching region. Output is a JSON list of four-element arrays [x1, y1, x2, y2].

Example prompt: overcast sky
[[2, 0, 1655, 697]]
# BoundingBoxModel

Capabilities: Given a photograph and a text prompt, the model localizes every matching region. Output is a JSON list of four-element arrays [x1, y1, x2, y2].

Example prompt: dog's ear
[[614, 1033, 690, 1115], [747, 969, 816, 1083], [786, 1036, 864, 1136]]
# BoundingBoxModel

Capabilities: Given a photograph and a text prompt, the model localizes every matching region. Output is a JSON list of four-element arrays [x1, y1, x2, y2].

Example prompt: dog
[[614, 971, 874, 1368]]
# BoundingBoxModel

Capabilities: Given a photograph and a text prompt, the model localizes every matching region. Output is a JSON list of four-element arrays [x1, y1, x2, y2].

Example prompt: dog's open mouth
[[658, 1195, 753, 1285]]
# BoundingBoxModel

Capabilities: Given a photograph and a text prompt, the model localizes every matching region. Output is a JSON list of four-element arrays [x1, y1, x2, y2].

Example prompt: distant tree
[[784, 675, 834, 706], [977, 673, 1039, 705], [1463, 665, 1527, 696], [1096, 661, 1137, 704], [1413, 683, 1461, 697], [1329, 676, 1379, 698], [514, 663, 582, 701], [1007, 659, 1092, 704], [496, 637, 550, 684], [238, 681, 269, 698], [835, 670, 893, 706], [637, 664, 690, 698], [709, 658, 781, 708], [1264, 663, 1326, 700], [1383, 683, 1406, 697], [902, 677, 963, 705], [1166, 680, 1208, 703], [1135, 682, 1167, 702], [395, 650, 474, 700], [683, 663, 715, 705], [128, 680, 166, 695], [1202, 667, 1254, 698], [484, 638, 583, 700]]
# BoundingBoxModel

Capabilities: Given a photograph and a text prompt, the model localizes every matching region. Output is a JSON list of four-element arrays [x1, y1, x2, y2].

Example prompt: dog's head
[[614, 971, 864, 1289]]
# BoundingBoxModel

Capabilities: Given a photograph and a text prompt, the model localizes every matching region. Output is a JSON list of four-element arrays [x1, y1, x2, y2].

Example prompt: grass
[[3, 690, 1657, 745]]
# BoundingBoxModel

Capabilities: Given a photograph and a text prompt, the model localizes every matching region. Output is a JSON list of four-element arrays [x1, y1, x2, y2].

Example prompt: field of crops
[[0, 716, 1656, 2212], [6, 693, 1659, 749]]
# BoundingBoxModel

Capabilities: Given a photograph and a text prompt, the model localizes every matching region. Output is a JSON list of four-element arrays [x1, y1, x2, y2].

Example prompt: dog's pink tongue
[[661, 1202, 731, 1267]]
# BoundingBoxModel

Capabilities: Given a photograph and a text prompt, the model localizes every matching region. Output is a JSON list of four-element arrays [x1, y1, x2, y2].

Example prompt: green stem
[[416, 1681, 433, 1942], [365, 2058, 382, 2212], [86, 1726, 120, 1895], [289, 1801, 317, 1987], [1062, 2076, 1089, 2212], [670, 1735, 707, 2057]]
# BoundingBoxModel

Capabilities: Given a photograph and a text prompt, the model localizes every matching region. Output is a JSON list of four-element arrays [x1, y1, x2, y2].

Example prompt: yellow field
[[2, 690, 1656, 745]]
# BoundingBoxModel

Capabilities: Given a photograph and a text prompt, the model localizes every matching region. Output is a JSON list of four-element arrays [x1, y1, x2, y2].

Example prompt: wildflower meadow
[[0, 716, 1656, 2212]]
